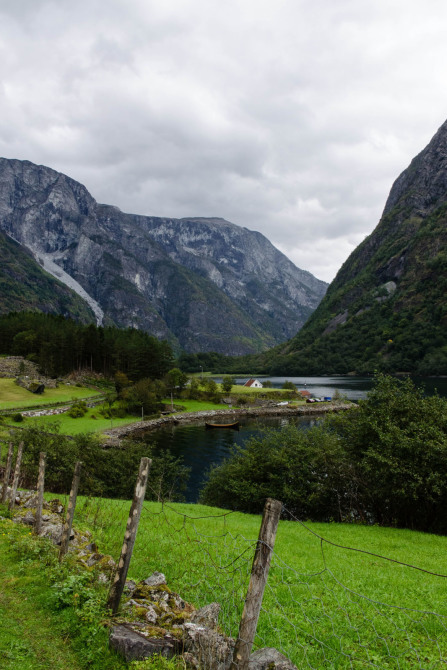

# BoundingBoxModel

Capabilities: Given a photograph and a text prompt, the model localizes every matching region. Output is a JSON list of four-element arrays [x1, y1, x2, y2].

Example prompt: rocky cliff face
[[271, 118, 447, 375], [0, 158, 327, 355]]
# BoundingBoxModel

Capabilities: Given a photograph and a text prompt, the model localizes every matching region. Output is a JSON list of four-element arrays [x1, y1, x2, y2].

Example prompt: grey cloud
[[0, 0, 446, 282]]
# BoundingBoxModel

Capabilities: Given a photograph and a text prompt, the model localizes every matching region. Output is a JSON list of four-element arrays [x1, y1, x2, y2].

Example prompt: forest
[[0, 312, 174, 380]]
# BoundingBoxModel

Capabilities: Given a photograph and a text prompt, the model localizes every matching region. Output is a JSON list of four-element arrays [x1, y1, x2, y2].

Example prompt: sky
[[1, 0, 447, 283]]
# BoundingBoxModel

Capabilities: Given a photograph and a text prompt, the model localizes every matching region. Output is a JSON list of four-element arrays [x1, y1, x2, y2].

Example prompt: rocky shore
[[102, 401, 355, 444]]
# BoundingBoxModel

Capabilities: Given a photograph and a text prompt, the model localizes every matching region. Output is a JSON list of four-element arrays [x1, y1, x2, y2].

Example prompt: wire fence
[[74, 494, 447, 667], [2, 446, 447, 669]]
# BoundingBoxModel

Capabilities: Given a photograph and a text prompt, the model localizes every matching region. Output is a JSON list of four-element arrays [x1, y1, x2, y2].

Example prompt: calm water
[[144, 415, 321, 502], [143, 375, 447, 502]]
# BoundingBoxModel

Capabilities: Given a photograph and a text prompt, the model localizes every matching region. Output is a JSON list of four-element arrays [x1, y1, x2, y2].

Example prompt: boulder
[[109, 625, 180, 662], [248, 647, 298, 669], [182, 621, 234, 670]]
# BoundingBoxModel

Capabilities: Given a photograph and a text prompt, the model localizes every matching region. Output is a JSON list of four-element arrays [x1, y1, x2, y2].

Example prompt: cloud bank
[[1, 0, 447, 281]]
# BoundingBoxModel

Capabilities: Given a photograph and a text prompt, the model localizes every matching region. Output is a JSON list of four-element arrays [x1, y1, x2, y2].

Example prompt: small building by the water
[[243, 378, 264, 388]]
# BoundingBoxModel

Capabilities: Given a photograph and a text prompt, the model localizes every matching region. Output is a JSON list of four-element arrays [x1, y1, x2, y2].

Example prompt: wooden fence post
[[108, 457, 152, 614], [231, 498, 282, 670], [59, 461, 82, 560], [34, 452, 46, 535], [9, 442, 24, 511], [1, 442, 14, 504]]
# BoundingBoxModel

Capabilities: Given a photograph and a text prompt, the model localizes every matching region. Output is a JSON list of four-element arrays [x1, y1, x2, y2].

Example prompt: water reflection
[[143, 374, 447, 503], [143, 415, 319, 503]]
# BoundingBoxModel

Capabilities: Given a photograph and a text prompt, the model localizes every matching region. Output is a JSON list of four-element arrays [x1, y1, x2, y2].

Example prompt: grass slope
[[74, 497, 447, 669], [0, 522, 85, 670], [0, 378, 102, 409]]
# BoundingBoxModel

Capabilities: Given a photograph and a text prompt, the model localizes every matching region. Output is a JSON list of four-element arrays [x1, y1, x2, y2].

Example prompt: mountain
[[264, 118, 447, 375], [0, 158, 327, 355], [0, 228, 95, 322]]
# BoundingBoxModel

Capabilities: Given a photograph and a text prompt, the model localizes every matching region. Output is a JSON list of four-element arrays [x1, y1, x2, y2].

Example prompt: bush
[[13, 425, 189, 501], [200, 424, 351, 519], [201, 374, 447, 533], [68, 400, 88, 418], [12, 412, 23, 422]]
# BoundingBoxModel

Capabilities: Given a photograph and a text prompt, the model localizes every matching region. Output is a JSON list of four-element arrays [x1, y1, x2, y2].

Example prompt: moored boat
[[205, 421, 240, 430]]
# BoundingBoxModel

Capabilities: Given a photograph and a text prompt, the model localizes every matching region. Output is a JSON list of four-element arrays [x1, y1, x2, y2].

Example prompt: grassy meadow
[[0, 378, 102, 409], [71, 495, 447, 669]]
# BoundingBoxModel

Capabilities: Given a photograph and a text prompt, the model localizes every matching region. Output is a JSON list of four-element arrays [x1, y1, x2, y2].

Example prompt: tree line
[[0, 312, 174, 380]]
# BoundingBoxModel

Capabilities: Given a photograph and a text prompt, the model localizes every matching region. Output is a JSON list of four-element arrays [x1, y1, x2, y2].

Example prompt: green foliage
[[130, 657, 186, 669], [114, 371, 131, 395], [281, 380, 296, 390], [123, 378, 166, 416], [12, 412, 24, 422], [201, 374, 447, 533], [165, 368, 188, 397], [0, 311, 174, 380], [14, 425, 189, 500], [221, 375, 235, 393], [200, 424, 349, 518], [328, 374, 447, 531], [0, 518, 126, 669], [68, 399, 88, 418]]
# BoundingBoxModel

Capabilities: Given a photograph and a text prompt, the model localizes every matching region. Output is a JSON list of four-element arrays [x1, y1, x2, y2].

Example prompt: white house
[[243, 378, 263, 388]]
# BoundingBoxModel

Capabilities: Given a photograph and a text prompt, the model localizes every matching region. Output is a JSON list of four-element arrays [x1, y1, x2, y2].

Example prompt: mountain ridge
[[0, 157, 327, 355], [262, 118, 447, 375]]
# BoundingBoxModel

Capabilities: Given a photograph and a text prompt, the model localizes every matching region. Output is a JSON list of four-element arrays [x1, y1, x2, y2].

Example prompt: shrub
[[68, 399, 88, 418]]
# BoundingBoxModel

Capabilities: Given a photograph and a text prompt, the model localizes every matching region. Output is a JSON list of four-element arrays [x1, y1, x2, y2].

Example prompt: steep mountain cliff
[[0, 229, 95, 322], [0, 158, 327, 355], [266, 119, 447, 375]]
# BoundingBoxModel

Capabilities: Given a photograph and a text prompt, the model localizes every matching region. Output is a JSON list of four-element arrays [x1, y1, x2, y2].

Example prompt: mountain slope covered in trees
[[260, 118, 447, 375]]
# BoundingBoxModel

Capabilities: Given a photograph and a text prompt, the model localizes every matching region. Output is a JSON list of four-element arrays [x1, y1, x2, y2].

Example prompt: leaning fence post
[[8, 442, 24, 511], [108, 457, 152, 615], [34, 452, 46, 535], [59, 461, 82, 560], [1, 442, 14, 504], [231, 498, 282, 670]]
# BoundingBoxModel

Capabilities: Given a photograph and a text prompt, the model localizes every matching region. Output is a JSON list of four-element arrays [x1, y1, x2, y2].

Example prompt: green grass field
[[0, 378, 102, 409], [71, 496, 447, 669], [24, 407, 142, 436]]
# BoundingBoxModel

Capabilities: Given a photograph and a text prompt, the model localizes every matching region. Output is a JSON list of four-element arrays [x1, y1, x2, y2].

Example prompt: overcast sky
[[1, 0, 447, 282]]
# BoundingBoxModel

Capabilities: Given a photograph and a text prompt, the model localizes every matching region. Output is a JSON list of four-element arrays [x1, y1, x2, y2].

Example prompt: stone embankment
[[103, 402, 355, 443]]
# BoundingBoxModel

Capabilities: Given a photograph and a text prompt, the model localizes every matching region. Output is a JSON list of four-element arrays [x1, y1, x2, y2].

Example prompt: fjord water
[[144, 375, 447, 502], [144, 375, 372, 502]]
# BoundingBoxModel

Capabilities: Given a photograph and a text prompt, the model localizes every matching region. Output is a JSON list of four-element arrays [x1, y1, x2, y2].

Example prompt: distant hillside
[[262, 118, 447, 375], [0, 158, 327, 355], [0, 229, 95, 323]]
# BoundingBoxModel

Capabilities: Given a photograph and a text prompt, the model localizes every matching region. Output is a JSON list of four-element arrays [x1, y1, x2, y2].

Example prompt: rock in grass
[[109, 625, 179, 661]]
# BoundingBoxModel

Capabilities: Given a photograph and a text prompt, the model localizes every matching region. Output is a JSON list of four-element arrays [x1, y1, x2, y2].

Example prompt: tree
[[221, 375, 235, 394], [328, 373, 447, 532], [282, 380, 296, 390], [123, 378, 166, 416], [165, 368, 188, 397], [114, 371, 131, 396]]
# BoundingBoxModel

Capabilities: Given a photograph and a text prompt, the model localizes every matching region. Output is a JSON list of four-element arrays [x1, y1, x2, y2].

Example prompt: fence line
[[2, 450, 447, 669]]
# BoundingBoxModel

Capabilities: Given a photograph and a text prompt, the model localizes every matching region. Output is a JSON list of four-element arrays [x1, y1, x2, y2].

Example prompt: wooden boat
[[205, 421, 240, 430]]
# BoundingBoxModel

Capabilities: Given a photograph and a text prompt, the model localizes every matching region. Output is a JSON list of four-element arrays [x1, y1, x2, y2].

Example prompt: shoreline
[[102, 401, 354, 443]]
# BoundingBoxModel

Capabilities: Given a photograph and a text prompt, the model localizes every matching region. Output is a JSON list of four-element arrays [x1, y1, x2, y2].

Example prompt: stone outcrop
[[6, 487, 297, 669], [110, 572, 297, 669]]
